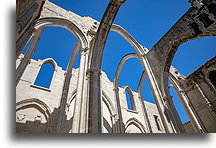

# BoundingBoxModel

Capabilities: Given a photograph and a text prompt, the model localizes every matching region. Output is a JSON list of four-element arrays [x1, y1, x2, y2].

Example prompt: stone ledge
[[127, 109, 138, 114], [30, 84, 51, 92]]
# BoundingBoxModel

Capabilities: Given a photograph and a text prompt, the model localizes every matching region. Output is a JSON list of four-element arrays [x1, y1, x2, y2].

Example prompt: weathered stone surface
[[16, 0, 216, 133]]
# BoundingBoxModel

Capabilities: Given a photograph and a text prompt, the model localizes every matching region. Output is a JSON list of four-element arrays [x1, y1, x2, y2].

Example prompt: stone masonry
[[16, 0, 216, 133]]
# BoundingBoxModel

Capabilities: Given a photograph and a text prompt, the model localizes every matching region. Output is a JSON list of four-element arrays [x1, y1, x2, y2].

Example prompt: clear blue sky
[[22, 0, 215, 124]]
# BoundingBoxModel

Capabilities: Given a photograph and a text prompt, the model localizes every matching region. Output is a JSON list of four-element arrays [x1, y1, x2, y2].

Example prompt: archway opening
[[167, 36, 215, 131], [118, 58, 143, 91], [171, 37, 215, 76], [125, 87, 136, 110], [102, 31, 136, 82], [30, 26, 79, 70]]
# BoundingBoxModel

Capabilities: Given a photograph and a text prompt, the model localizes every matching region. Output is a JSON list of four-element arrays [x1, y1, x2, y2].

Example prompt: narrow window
[[154, 115, 162, 131], [34, 63, 55, 88], [209, 71, 216, 87], [125, 87, 136, 111]]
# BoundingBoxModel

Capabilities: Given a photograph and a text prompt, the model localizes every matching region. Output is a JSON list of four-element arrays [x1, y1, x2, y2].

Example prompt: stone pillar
[[138, 96, 152, 133], [16, 27, 43, 86], [113, 87, 124, 133], [79, 49, 90, 133], [164, 95, 186, 133], [55, 41, 81, 133], [141, 56, 175, 133], [71, 48, 89, 133], [16, 26, 34, 59], [177, 89, 206, 133], [87, 0, 126, 133]]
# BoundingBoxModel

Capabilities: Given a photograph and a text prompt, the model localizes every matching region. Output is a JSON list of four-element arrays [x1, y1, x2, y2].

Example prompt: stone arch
[[17, 17, 89, 59], [113, 53, 139, 89], [67, 90, 77, 105], [123, 86, 136, 110], [125, 118, 146, 133], [137, 71, 147, 98], [34, 17, 89, 49], [16, 98, 51, 121], [162, 35, 216, 99], [102, 91, 115, 116], [41, 58, 58, 69], [34, 58, 57, 88], [16, 98, 52, 133], [102, 91, 116, 133], [168, 66, 207, 133], [111, 24, 148, 56]]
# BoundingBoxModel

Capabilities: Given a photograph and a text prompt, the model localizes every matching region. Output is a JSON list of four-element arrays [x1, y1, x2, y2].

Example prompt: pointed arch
[[16, 98, 52, 120], [16, 98, 52, 133], [102, 91, 115, 116], [125, 117, 146, 133], [34, 58, 57, 88], [113, 53, 139, 89], [34, 17, 89, 49], [123, 86, 136, 111]]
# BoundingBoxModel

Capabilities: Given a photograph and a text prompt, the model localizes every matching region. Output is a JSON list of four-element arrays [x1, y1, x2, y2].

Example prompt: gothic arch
[[67, 90, 77, 105], [102, 91, 115, 116], [162, 35, 216, 98], [16, 98, 52, 121], [137, 71, 147, 97], [111, 24, 148, 55], [34, 17, 88, 49], [40, 58, 58, 69], [113, 53, 139, 89], [102, 91, 116, 133], [123, 86, 136, 110], [125, 117, 146, 133], [16, 98, 52, 133], [16, 17, 89, 59], [34, 58, 57, 88]]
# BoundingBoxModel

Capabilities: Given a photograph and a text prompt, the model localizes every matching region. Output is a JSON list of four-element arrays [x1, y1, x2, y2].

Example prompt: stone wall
[[181, 57, 216, 133], [16, 55, 164, 133]]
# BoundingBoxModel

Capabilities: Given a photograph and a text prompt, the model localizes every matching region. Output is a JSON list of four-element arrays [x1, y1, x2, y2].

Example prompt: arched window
[[34, 62, 55, 88], [209, 71, 216, 87], [125, 87, 136, 111]]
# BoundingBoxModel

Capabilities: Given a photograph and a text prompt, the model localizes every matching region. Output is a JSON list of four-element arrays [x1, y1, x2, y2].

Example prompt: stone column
[[71, 48, 89, 133], [16, 26, 34, 59], [138, 96, 152, 133], [141, 56, 175, 133], [177, 88, 206, 133], [16, 27, 43, 86], [79, 49, 90, 133], [113, 87, 124, 133], [164, 95, 186, 133], [87, 0, 126, 133], [55, 41, 81, 133]]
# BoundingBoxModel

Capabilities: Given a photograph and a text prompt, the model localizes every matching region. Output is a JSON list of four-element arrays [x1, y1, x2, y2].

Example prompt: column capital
[[86, 68, 102, 78], [113, 87, 119, 91]]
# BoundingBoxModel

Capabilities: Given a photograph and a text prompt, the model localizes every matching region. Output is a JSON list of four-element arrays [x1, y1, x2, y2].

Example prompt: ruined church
[[16, 0, 216, 133]]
